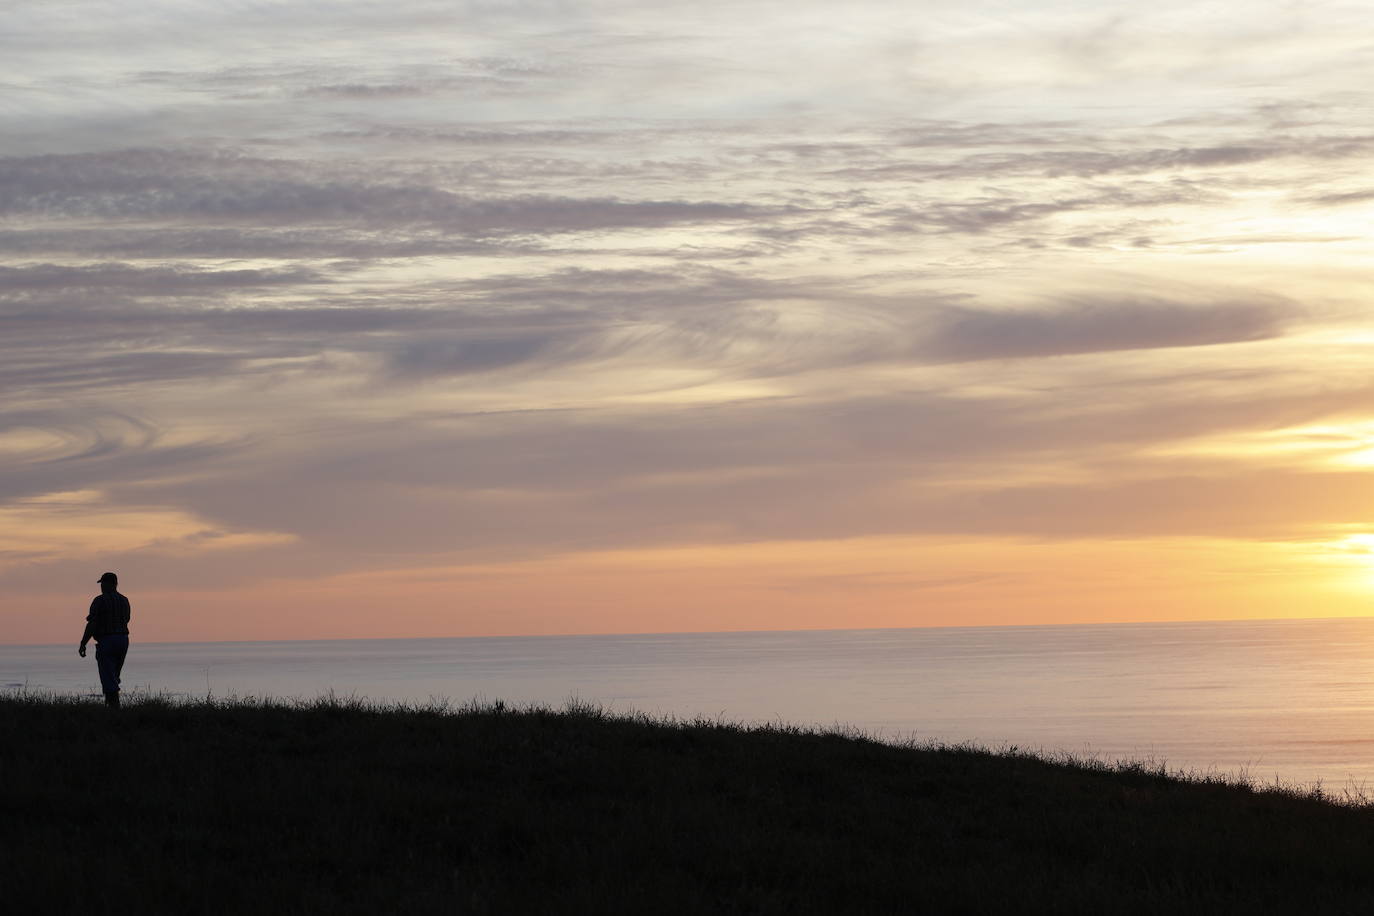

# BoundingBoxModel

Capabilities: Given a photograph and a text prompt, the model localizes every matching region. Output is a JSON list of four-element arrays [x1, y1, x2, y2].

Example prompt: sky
[[5, 0, 1374, 643]]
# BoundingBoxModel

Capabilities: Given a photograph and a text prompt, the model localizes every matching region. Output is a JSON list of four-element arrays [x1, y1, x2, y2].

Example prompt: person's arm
[[79, 598, 97, 656]]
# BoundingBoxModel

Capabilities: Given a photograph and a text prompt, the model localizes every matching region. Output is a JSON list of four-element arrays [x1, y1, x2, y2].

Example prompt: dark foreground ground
[[4, 693, 1374, 915]]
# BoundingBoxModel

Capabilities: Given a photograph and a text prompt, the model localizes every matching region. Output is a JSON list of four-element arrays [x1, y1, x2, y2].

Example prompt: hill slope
[[3, 693, 1373, 914]]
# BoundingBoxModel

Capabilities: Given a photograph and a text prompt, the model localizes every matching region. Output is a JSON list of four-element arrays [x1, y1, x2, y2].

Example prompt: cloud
[[127, 54, 566, 103], [0, 487, 293, 568], [0, 256, 1308, 414], [0, 262, 322, 294], [0, 407, 246, 503], [0, 149, 773, 235], [0, 227, 512, 259], [1298, 188, 1374, 207], [884, 120, 1083, 149], [1, 351, 251, 393], [322, 125, 621, 146], [911, 469, 1374, 539], [298, 84, 434, 99], [826, 136, 1374, 184], [918, 297, 1292, 362], [383, 333, 572, 377], [62, 372, 1368, 587]]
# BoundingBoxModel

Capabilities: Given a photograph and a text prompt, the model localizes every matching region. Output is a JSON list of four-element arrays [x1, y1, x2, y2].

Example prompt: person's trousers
[[95, 635, 129, 701]]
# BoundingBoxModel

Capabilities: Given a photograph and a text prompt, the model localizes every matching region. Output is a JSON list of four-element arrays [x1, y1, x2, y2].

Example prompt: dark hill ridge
[[3, 693, 1373, 915]]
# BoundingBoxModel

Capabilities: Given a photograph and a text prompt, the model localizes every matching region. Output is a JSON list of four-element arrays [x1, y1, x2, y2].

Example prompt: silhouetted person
[[79, 572, 131, 708]]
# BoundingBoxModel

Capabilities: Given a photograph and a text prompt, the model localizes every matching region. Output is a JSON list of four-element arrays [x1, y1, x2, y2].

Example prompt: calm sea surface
[[7, 617, 1374, 791]]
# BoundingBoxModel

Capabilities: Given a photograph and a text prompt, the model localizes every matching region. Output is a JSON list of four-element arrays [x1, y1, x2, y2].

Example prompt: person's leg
[[95, 640, 116, 703], [95, 635, 128, 706], [108, 635, 128, 692]]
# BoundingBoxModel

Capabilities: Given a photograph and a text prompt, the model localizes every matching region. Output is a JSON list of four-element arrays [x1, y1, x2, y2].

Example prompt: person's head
[[98, 571, 118, 591]]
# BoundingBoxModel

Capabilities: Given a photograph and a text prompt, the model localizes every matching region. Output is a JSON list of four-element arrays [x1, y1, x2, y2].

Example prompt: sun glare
[[1318, 534, 1374, 588]]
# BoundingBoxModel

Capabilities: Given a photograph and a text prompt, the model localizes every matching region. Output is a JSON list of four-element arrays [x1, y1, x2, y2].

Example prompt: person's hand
[[78, 643, 86, 658]]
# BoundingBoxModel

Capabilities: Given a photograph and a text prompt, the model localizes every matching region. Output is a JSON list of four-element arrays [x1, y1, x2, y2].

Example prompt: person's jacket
[[88, 592, 131, 637]]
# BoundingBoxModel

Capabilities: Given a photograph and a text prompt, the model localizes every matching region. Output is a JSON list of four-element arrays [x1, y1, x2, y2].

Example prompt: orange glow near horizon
[[11, 534, 1374, 645]]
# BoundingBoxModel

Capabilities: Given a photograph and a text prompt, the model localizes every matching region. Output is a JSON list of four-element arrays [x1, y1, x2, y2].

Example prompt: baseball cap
[[98, 571, 118, 583]]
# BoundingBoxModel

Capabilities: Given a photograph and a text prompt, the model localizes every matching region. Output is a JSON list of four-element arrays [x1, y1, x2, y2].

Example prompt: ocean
[[6, 616, 1374, 792]]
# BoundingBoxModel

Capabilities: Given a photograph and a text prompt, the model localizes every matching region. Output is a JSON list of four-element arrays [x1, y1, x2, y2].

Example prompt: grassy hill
[[3, 692, 1373, 914]]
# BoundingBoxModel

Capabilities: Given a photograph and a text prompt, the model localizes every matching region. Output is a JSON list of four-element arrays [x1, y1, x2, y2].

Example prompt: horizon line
[[5, 612, 1373, 649]]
